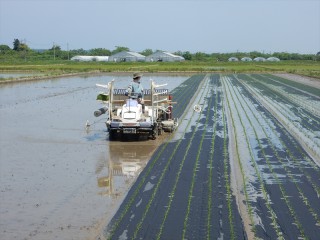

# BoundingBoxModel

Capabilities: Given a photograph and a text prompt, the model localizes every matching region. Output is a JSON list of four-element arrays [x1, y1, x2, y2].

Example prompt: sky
[[0, 0, 319, 54]]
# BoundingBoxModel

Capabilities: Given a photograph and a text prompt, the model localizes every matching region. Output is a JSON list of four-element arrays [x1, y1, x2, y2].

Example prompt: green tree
[[249, 51, 261, 59], [51, 44, 61, 51], [13, 39, 21, 51], [193, 52, 207, 61], [45, 44, 62, 60], [140, 48, 153, 56], [90, 48, 111, 56], [0, 44, 11, 53], [69, 48, 88, 57], [182, 51, 192, 60], [112, 46, 130, 54], [173, 51, 183, 56], [19, 43, 30, 52]]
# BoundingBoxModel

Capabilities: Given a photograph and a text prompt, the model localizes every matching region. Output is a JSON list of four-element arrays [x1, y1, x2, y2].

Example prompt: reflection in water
[[96, 141, 159, 196], [0, 74, 189, 240]]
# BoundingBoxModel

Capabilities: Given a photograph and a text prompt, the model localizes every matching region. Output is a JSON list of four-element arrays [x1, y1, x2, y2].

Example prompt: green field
[[0, 60, 319, 80]]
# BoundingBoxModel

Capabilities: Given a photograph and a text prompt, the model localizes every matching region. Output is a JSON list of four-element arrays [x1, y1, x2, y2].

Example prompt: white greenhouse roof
[[267, 57, 280, 62], [253, 57, 266, 62], [162, 51, 178, 57], [228, 57, 239, 61], [111, 51, 145, 58], [127, 51, 145, 57], [145, 51, 185, 61], [241, 57, 253, 62], [148, 51, 182, 58], [70, 56, 109, 61]]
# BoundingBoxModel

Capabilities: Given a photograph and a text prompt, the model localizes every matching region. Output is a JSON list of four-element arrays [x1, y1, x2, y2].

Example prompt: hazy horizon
[[1, 0, 319, 54]]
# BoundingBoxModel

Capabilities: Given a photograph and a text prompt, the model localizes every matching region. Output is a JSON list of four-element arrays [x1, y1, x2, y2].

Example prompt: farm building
[[70, 56, 109, 62], [267, 57, 280, 62], [145, 51, 185, 62], [108, 51, 146, 62], [253, 57, 266, 62], [241, 57, 253, 62], [94, 56, 110, 62], [71, 56, 93, 61], [228, 57, 239, 62]]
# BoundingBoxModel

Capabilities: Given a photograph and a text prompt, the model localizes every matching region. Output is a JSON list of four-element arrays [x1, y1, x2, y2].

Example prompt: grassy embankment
[[0, 60, 319, 82]]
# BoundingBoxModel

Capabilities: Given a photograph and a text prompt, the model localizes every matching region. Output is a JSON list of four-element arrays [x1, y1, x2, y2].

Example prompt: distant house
[[228, 57, 239, 62], [71, 56, 109, 62], [146, 51, 185, 62], [267, 57, 280, 62], [108, 51, 146, 62], [253, 57, 266, 62], [241, 57, 253, 62]]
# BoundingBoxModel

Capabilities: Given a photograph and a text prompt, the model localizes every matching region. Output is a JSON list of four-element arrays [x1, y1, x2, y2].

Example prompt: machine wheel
[[151, 129, 157, 140], [109, 130, 117, 140], [152, 130, 157, 140]]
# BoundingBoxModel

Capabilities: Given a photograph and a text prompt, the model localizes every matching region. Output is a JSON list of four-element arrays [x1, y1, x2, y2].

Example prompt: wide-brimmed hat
[[133, 72, 143, 79]]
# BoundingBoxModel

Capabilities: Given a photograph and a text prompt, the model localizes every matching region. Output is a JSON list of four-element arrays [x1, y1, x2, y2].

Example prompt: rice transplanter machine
[[93, 80, 178, 140]]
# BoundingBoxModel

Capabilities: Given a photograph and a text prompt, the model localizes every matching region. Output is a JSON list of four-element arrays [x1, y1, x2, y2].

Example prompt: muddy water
[[0, 74, 189, 240]]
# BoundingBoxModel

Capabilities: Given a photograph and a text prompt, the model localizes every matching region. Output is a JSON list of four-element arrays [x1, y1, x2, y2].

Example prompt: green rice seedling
[[221, 79, 236, 240], [182, 82, 213, 240], [233, 76, 320, 239], [206, 79, 218, 240], [107, 75, 206, 239], [237, 76, 320, 228], [156, 78, 211, 240], [222, 77, 257, 236], [224, 77, 288, 239]]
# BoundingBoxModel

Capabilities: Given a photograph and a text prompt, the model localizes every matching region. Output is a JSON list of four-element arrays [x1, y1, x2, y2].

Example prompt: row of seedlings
[[222, 76, 257, 237], [105, 75, 207, 239], [234, 75, 320, 228], [228, 75, 320, 239], [238, 74, 320, 162], [134, 75, 212, 239]]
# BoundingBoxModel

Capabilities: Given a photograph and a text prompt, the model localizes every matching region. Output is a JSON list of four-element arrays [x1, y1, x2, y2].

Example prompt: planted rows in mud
[[104, 74, 246, 239], [223, 74, 320, 239], [238, 74, 320, 162], [103, 73, 319, 240]]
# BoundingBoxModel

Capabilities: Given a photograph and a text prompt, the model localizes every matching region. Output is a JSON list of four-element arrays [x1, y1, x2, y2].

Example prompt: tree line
[[0, 39, 319, 62]]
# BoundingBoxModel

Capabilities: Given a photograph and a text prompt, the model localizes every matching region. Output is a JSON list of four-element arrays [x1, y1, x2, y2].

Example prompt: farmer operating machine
[[94, 80, 178, 140]]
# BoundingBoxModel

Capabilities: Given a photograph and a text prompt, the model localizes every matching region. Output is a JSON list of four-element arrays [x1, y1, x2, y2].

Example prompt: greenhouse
[[267, 57, 280, 62], [228, 57, 239, 62], [108, 51, 146, 62], [253, 57, 266, 62], [146, 51, 185, 62], [70, 56, 109, 62], [241, 57, 253, 62]]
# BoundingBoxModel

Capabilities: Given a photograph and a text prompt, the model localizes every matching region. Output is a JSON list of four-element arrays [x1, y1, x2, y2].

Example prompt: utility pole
[[67, 42, 69, 60], [53, 42, 56, 60], [23, 38, 27, 62]]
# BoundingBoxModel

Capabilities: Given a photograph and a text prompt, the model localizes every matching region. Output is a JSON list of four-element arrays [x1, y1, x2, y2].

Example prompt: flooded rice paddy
[[0, 73, 188, 240], [1, 73, 320, 240]]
